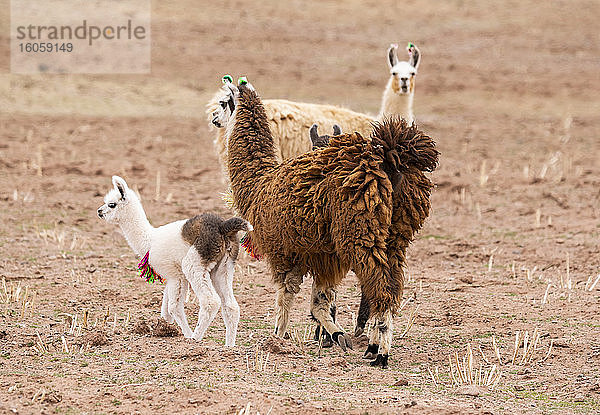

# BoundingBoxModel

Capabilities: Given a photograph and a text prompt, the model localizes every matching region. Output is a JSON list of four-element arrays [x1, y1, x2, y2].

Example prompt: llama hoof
[[314, 326, 334, 348], [331, 332, 353, 352], [363, 343, 379, 360], [369, 353, 389, 369]]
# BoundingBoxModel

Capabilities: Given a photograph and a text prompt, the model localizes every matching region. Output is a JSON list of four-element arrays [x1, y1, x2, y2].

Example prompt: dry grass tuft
[[1, 278, 36, 319]]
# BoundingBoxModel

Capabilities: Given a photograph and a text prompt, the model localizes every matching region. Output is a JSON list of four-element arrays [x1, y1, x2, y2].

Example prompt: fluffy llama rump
[[207, 43, 421, 179], [224, 80, 438, 368]]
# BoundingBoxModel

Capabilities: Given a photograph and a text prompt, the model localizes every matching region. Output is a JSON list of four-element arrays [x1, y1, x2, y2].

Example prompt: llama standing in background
[[380, 42, 421, 123], [207, 43, 422, 178], [97, 176, 251, 346], [223, 79, 437, 367]]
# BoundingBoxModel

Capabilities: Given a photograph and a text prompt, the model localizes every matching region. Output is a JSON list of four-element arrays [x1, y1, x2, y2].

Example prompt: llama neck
[[227, 90, 278, 215], [118, 201, 154, 258], [379, 78, 414, 123]]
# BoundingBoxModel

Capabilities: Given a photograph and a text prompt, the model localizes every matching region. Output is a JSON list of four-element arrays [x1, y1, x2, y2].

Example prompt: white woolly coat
[[208, 96, 375, 174]]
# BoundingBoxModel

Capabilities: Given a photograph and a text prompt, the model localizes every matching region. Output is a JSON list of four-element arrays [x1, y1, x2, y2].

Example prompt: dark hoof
[[370, 353, 389, 369], [314, 326, 334, 348], [363, 343, 379, 360], [332, 332, 353, 352]]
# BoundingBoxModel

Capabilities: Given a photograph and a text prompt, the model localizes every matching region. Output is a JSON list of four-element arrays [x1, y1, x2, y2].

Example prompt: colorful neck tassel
[[137, 251, 164, 284], [240, 232, 261, 260]]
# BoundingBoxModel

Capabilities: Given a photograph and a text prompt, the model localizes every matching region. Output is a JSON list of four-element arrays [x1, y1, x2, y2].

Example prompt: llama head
[[309, 124, 342, 149], [210, 76, 254, 128], [387, 42, 421, 95], [97, 176, 136, 224], [210, 77, 237, 128]]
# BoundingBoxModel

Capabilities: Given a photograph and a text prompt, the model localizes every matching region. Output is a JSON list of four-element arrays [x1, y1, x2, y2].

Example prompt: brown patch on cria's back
[[182, 213, 249, 263]]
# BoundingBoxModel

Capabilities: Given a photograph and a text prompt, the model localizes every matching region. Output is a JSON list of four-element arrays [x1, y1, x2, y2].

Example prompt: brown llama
[[224, 79, 438, 368]]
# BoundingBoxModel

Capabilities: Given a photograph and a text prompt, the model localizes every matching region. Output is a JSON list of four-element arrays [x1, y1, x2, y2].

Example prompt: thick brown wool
[[228, 85, 438, 316]]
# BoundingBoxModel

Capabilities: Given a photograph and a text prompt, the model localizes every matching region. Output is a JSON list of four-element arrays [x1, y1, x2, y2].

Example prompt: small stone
[[574, 394, 585, 402], [444, 280, 464, 292], [456, 384, 486, 396]]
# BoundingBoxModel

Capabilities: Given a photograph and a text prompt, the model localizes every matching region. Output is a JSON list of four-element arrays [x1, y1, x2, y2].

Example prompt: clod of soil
[[260, 334, 302, 355], [352, 334, 369, 349], [459, 275, 474, 284], [82, 329, 109, 346], [393, 378, 409, 386], [133, 318, 181, 337]]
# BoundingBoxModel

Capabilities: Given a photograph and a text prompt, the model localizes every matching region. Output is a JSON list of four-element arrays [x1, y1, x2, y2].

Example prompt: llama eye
[[220, 101, 227, 109], [108, 203, 117, 208], [392, 72, 397, 76], [411, 72, 416, 76]]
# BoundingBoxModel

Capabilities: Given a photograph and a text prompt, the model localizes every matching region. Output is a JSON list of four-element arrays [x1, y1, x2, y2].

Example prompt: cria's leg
[[160, 286, 173, 323], [310, 282, 353, 351], [165, 278, 193, 338], [211, 255, 240, 347], [274, 265, 303, 338], [182, 248, 221, 342]]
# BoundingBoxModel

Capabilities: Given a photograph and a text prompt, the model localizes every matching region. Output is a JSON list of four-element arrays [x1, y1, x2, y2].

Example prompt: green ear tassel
[[238, 76, 248, 86], [222, 74, 233, 84], [407, 42, 414, 49]]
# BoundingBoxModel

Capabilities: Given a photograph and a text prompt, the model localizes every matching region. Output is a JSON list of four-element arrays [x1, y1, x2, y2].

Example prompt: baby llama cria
[[97, 176, 251, 346], [208, 43, 422, 177], [224, 79, 438, 368]]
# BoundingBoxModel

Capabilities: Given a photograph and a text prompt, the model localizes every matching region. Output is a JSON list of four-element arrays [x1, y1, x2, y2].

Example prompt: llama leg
[[364, 320, 381, 360], [310, 282, 353, 351], [369, 310, 394, 368], [367, 228, 407, 367], [160, 286, 173, 323], [211, 256, 240, 347], [355, 291, 371, 337], [165, 278, 194, 338], [313, 302, 335, 348], [274, 265, 304, 338], [182, 248, 222, 341], [348, 244, 400, 367]]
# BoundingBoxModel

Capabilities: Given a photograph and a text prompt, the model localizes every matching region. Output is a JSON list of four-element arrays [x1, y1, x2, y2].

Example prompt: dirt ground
[[1, 0, 600, 414]]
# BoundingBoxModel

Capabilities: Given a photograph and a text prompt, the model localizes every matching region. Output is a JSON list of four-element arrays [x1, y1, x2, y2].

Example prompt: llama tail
[[371, 116, 439, 181], [219, 217, 253, 236]]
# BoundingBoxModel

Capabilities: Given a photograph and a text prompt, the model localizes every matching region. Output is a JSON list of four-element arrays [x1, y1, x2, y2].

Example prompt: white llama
[[97, 176, 251, 346], [207, 42, 422, 178], [379, 42, 421, 123]]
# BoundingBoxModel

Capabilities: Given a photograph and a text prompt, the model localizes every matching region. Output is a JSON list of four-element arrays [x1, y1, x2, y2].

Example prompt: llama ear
[[388, 44, 399, 68], [309, 124, 319, 145], [112, 176, 128, 200], [224, 82, 239, 98], [332, 124, 342, 136], [407, 42, 421, 69]]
